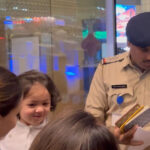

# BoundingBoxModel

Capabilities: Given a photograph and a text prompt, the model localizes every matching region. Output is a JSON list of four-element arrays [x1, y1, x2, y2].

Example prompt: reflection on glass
[[115, 0, 150, 54], [116, 4, 136, 53], [0, 0, 106, 103]]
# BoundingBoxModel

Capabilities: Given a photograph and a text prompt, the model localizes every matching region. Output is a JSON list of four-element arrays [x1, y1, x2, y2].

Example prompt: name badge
[[112, 84, 127, 89]]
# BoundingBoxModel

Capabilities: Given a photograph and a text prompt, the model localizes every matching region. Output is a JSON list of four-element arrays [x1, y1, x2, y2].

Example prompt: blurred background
[[0, 0, 149, 113]]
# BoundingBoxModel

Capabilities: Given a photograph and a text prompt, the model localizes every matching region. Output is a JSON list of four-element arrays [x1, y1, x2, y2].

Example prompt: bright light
[[22, 8, 28, 11], [97, 6, 105, 11], [124, 46, 130, 51], [13, 6, 18, 10]]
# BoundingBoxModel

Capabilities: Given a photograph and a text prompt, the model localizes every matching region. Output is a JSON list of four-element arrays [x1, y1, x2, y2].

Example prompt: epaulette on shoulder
[[102, 53, 125, 65]]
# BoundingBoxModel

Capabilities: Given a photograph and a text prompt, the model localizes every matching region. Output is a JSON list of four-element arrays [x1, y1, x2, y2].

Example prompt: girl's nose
[[35, 106, 44, 113]]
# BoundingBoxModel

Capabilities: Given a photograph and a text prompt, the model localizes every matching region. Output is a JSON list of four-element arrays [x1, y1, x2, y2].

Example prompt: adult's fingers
[[121, 125, 137, 140], [114, 125, 143, 146]]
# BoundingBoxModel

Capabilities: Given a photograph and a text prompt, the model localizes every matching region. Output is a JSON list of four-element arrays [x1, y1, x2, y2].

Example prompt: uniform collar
[[122, 51, 139, 70], [122, 52, 132, 69], [122, 52, 149, 74]]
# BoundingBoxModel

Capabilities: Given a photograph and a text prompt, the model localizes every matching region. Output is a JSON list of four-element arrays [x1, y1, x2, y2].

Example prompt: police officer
[[85, 12, 150, 150]]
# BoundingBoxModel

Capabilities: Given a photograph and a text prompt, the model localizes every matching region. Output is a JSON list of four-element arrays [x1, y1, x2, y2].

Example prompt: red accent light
[[33, 17, 40, 23], [0, 37, 5, 40], [13, 20, 25, 24]]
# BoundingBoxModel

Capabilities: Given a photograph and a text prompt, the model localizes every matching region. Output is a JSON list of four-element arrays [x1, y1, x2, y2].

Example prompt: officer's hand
[[114, 125, 144, 146]]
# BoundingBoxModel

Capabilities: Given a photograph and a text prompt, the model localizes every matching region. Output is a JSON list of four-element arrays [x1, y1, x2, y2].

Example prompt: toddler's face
[[20, 82, 51, 126]]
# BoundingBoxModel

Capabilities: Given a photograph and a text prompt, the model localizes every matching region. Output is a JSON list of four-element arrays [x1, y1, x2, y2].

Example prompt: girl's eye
[[28, 104, 36, 107], [43, 103, 49, 106]]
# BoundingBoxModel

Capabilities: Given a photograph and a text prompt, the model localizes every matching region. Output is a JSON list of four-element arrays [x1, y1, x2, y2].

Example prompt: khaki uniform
[[85, 52, 150, 150]]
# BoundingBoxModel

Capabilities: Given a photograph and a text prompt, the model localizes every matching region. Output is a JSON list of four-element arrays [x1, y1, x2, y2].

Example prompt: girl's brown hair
[[18, 70, 61, 111]]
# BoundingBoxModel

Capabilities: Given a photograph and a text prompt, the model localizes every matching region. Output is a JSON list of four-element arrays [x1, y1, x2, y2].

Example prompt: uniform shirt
[[85, 52, 150, 150], [0, 119, 47, 150]]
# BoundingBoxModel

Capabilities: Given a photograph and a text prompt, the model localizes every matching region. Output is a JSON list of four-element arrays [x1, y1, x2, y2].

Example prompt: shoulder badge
[[102, 57, 124, 65], [101, 52, 127, 65], [102, 58, 107, 64]]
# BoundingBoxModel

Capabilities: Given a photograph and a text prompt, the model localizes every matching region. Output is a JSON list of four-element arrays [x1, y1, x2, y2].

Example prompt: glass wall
[[115, 0, 150, 54], [0, 0, 109, 106]]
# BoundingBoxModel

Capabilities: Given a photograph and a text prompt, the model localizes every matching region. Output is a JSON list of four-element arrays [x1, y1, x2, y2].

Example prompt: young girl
[[0, 70, 61, 150]]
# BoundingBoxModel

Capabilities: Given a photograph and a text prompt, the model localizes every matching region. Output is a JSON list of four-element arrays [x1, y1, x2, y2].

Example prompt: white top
[[0, 119, 47, 150]]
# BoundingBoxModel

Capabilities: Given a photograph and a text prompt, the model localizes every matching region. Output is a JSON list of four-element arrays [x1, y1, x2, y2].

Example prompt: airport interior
[[0, 0, 150, 115]]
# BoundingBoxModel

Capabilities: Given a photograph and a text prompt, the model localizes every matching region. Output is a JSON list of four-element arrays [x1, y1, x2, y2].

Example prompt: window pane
[[0, 0, 107, 104], [115, 0, 150, 54]]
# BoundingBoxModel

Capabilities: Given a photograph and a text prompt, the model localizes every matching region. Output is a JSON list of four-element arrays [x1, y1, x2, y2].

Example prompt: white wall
[[104, 0, 115, 57]]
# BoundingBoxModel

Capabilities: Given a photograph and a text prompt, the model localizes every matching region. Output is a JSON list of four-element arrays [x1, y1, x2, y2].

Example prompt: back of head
[[18, 70, 61, 111], [126, 12, 150, 48], [0, 66, 22, 116], [29, 110, 118, 150]]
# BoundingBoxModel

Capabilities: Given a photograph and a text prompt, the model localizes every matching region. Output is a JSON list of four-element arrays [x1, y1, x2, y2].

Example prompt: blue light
[[4, 16, 13, 29], [4, 20, 13, 25], [66, 72, 75, 76], [53, 56, 59, 71], [4, 16, 13, 25], [5, 16, 11, 20], [24, 18, 33, 23], [55, 19, 65, 26], [40, 54, 47, 73], [65, 65, 79, 76], [9, 54, 13, 72]]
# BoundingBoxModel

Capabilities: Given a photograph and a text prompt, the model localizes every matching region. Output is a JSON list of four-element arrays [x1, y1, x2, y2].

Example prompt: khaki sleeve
[[85, 63, 108, 123]]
